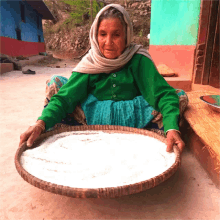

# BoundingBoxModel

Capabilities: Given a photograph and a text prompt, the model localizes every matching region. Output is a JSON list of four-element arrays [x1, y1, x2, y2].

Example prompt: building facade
[[0, 0, 54, 57], [149, 0, 201, 80], [149, 0, 219, 89]]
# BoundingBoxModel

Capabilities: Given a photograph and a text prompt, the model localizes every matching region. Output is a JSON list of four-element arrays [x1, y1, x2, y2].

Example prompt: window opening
[[16, 28, 22, 41], [38, 35, 41, 43], [37, 15, 40, 29], [20, 3, 25, 22]]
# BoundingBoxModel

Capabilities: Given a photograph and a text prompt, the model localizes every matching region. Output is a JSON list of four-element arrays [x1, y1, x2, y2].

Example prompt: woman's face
[[97, 18, 126, 59]]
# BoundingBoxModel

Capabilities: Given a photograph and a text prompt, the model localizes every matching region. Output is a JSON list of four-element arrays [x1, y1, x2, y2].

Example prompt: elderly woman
[[19, 4, 188, 153]]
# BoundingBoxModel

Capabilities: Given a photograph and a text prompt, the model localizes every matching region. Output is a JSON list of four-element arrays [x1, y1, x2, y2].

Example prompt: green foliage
[[62, 0, 104, 25], [61, 18, 76, 31], [92, 1, 104, 19], [46, 27, 55, 35], [138, 29, 143, 37]]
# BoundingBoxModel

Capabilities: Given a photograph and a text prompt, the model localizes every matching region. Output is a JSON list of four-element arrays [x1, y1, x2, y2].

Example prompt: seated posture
[[19, 4, 188, 153]]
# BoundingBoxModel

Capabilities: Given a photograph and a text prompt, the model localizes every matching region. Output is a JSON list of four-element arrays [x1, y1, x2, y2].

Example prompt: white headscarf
[[73, 4, 153, 74]]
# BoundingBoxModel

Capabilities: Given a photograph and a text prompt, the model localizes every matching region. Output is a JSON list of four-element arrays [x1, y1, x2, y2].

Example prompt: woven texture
[[15, 125, 180, 198], [184, 90, 220, 161]]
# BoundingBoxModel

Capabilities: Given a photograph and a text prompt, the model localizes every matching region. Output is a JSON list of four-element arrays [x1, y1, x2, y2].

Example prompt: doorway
[[193, 0, 219, 89]]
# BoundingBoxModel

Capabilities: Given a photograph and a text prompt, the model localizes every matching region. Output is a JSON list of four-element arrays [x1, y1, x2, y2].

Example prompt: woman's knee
[[48, 75, 68, 85]]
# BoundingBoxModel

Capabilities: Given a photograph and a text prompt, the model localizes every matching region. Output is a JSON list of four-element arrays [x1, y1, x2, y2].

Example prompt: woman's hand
[[19, 120, 45, 147], [166, 130, 185, 153]]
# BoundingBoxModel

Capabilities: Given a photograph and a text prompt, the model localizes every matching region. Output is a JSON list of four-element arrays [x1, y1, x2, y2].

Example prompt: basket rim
[[15, 125, 181, 198]]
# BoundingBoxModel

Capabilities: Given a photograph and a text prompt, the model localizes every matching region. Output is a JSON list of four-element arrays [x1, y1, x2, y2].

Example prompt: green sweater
[[38, 54, 180, 132]]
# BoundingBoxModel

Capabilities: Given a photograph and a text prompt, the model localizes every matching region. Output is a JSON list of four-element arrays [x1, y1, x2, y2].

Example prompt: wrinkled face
[[97, 18, 126, 59]]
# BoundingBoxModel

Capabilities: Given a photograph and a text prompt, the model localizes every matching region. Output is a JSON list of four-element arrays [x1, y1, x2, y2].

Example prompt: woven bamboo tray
[[15, 125, 181, 198], [184, 91, 220, 159]]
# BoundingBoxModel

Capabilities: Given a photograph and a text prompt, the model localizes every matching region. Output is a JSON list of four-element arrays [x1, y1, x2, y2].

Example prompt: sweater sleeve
[[132, 55, 180, 133], [38, 72, 89, 130]]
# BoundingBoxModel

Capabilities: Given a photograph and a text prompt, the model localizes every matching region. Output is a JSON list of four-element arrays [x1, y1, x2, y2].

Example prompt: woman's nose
[[105, 35, 113, 45]]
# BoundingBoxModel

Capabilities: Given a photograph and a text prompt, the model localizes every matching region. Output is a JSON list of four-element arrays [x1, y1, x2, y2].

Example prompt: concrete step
[[165, 77, 192, 92], [0, 63, 13, 74]]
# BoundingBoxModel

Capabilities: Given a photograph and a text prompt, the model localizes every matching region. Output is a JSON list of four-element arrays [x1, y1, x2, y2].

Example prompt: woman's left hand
[[166, 130, 185, 153]]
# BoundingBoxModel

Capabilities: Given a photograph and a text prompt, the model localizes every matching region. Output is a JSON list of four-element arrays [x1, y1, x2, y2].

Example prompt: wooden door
[[208, 7, 219, 88], [193, 0, 219, 89]]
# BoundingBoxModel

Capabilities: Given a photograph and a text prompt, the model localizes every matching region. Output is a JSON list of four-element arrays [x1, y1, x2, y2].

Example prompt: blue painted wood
[[0, 0, 44, 42]]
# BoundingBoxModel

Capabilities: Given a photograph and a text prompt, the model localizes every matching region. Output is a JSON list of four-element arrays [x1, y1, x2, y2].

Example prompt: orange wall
[[0, 36, 45, 57], [149, 0, 201, 78], [149, 45, 195, 78]]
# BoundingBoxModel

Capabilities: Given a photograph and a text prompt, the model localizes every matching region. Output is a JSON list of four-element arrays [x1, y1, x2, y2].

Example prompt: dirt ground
[[0, 64, 220, 220]]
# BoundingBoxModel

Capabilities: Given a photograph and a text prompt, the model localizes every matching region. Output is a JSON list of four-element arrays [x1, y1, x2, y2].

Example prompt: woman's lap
[[44, 75, 188, 134], [81, 94, 155, 128]]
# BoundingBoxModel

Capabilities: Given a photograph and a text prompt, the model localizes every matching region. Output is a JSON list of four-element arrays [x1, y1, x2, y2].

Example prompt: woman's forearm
[[38, 72, 90, 130]]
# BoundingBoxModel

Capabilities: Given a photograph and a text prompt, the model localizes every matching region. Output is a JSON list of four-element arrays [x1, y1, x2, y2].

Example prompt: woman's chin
[[103, 52, 119, 59]]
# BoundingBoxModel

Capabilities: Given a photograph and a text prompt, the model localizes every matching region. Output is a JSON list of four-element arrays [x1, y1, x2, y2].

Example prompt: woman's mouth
[[105, 48, 114, 51]]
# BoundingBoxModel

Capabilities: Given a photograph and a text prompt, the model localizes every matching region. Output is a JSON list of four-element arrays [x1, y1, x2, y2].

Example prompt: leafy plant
[[138, 29, 143, 37], [62, 0, 104, 26]]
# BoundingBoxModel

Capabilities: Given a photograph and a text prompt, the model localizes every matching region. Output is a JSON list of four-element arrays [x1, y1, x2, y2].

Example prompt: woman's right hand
[[19, 120, 45, 147]]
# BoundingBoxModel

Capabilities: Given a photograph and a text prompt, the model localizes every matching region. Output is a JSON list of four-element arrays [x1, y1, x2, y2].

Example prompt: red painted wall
[[0, 37, 46, 57], [149, 45, 195, 79]]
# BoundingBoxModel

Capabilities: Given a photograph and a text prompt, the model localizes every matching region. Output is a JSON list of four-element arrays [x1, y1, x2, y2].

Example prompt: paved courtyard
[[0, 66, 220, 220]]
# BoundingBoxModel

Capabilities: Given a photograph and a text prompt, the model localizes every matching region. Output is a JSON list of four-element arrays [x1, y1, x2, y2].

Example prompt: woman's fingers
[[175, 140, 185, 154], [19, 126, 42, 147], [26, 127, 42, 147], [19, 134, 27, 147], [166, 135, 175, 152], [19, 127, 33, 147], [166, 130, 185, 153]]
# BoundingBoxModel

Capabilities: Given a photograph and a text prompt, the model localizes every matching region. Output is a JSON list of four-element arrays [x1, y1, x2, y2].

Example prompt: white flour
[[20, 131, 176, 188]]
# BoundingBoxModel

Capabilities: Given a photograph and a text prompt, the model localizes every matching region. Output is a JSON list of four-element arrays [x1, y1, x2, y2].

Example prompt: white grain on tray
[[20, 131, 176, 188]]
